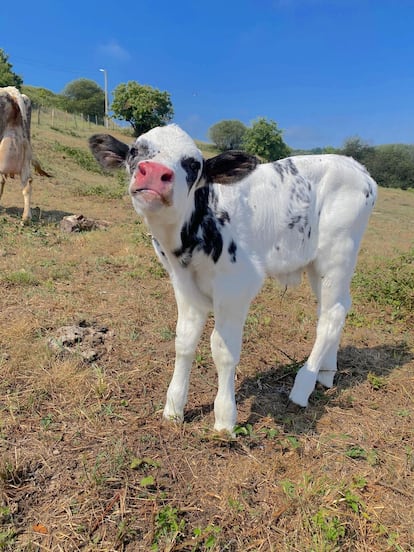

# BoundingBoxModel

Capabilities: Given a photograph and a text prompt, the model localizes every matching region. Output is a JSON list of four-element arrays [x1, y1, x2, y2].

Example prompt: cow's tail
[[32, 158, 52, 177]]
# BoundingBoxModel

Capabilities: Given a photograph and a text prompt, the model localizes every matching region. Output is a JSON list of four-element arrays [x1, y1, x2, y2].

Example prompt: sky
[[2, 0, 414, 149]]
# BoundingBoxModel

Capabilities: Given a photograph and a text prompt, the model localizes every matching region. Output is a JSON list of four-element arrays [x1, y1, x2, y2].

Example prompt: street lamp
[[99, 68, 109, 128]]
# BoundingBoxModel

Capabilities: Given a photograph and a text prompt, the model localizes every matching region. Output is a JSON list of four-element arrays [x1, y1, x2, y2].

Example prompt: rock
[[60, 214, 110, 233], [54, 325, 86, 346], [47, 321, 114, 362]]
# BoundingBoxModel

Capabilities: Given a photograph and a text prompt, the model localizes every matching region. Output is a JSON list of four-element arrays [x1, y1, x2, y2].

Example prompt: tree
[[0, 49, 23, 88], [340, 137, 414, 190], [242, 117, 291, 162], [342, 136, 374, 162], [368, 145, 414, 189], [209, 120, 247, 151], [111, 81, 174, 136], [61, 79, 105, 122], [22, 85, 65, 110]]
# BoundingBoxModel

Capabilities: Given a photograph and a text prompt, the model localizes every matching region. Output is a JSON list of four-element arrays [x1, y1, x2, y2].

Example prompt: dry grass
[[0, 119, 413, 551]]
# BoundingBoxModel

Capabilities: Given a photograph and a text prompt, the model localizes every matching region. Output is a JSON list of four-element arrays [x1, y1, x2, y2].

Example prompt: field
[[0, 117, 413, 552]]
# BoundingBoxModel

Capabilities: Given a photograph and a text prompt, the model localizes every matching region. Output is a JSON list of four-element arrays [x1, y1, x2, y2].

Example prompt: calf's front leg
[[163, 292, 208, 422], [211, 302, 251, 434]]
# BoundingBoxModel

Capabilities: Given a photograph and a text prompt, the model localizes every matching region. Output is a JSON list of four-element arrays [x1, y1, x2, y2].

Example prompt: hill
[[0, 116, 413, 551]]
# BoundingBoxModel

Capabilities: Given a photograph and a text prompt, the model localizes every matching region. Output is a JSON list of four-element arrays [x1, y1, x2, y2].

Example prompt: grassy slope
[[0, 118, 413, 551]]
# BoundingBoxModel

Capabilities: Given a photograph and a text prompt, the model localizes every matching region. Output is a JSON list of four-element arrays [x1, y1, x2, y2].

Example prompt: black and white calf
[[89, 124, 377, 434]]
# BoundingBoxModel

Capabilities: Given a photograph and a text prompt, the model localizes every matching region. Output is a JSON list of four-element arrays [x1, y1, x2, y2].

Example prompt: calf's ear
[[203, 151, 259, 185], [89, 134, 129, 169]]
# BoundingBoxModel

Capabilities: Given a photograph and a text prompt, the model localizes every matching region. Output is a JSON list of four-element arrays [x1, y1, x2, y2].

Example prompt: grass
[[352, 248, 413, 322], [52, 141, 103, 173], [0, 118, 413, 551]]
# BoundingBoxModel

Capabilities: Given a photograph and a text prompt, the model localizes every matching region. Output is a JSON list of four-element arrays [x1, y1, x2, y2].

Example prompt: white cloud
[[98, 39, 131, 61]]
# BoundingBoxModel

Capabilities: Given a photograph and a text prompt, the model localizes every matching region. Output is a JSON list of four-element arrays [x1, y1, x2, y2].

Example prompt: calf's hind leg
[[306, 263, 348, 388], [289, 249, 356, 407]]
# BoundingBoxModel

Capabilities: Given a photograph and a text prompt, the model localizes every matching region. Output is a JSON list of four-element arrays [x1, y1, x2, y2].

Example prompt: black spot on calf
[[173, 187, 224, 265], [228, 240, 237, 263], [272, 162, 285, 182]]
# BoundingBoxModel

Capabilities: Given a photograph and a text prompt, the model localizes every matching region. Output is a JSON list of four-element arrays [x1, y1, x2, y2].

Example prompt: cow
[[0, 86, 33, 222], [89, 124, 377, 434]]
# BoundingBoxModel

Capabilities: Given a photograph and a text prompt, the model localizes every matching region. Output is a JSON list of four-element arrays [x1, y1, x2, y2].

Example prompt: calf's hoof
[[289, 366, 318, 407], [317, 370, 336, 388]]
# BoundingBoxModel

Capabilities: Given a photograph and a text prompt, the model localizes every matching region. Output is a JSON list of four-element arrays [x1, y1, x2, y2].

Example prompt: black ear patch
[[89, 134, 129, 169], [204, 151, 259, 185]]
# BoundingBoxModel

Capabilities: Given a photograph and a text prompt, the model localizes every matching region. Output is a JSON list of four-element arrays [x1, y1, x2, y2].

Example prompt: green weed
[[352, 249, 414, 320], [341, 488, 365, 514], [193, 524, 221, 550], [405, 446, 414, 471], [345, 445, 367, 460], [367, 372, 387, 390], [281, 479, 297, 499], [93, 365, 108, 398], [311, 508, 345, 548], [152, 505, 185, 550], [284, 435, 301, 450], [228, 497, 244, 512], [259, 427, 279, 439], [140, 475, 155, 488], [159, 327, 175, 341], [233, 423, 255, 437], [1, 269, 39, 286], [0, 528, 17, 549], [40, 414, 53, 429], [130, 457, 160, 470]]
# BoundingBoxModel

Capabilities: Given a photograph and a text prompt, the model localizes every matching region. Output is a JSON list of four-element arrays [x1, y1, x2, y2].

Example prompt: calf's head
[[89, 124, 258, 220]]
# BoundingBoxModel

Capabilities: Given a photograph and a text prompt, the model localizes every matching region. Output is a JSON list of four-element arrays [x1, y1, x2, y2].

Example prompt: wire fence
[[31, 105, 124, 133]]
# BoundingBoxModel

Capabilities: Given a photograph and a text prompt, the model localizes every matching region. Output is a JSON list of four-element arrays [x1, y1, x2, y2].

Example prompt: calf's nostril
[[161, 172, 173, 182]]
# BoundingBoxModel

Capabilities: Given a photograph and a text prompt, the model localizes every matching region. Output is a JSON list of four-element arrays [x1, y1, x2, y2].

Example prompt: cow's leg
[[163, 290, 208, 423], [0, 175, 5, 201], [289, 242, 357, 407], [21, 174, 32, 223]]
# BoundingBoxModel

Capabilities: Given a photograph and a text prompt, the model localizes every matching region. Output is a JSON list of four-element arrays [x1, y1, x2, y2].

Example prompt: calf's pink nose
[[136, 161, 174, 185]]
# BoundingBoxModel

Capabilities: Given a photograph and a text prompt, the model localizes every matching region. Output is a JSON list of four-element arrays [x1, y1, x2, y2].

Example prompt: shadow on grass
[[4, 205, 73, 223], [235, 341, 413, 434], [184, 342, 413, 434]]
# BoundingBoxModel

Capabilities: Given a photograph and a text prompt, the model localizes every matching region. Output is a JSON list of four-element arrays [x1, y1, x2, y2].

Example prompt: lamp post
[[99, 68, 109, 128]]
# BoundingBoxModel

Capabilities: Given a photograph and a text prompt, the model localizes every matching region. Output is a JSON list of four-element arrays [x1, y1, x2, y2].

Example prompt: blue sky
[[2, 0, 414, 149]]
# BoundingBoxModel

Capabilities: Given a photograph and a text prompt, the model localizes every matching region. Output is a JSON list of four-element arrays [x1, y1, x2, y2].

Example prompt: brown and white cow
[[0, 86, 33, 222]]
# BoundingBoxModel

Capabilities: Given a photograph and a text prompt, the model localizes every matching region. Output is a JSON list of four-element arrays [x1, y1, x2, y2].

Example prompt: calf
[[0, 86, 33, 222], [90, 124, 377, 434]]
